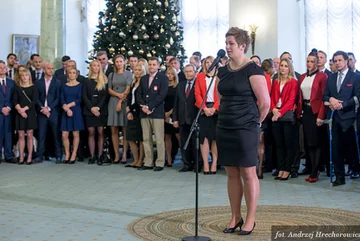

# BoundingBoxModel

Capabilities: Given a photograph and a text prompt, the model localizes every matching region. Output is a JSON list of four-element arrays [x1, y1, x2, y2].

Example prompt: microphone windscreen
[[217, 49, 226, 58]]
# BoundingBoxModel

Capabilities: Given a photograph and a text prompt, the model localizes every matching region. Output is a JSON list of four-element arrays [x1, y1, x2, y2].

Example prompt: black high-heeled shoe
[[223, 217, 244, 233], [88, 156, 95, 164], [238, 222, 256, 235], [18, 161, 24, 165], [69, 160, 75, 164], [63, 159, 69, 164], [274, 176, 281, 180], [210, 171, 217, 175], [203, 171, 210, 175], [279, 174, 291, 181], [25, 161, 32, 165]]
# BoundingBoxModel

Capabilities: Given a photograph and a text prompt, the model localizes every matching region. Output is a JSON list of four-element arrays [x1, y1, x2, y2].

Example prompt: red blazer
[[270, 78, 298, 118], [194, 72, 219, 110], [297, 71, 328, 119], [265, 73, 272, 94]]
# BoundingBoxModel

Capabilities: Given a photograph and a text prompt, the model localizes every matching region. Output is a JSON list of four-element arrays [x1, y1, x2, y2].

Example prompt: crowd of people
[[1, 37, 360, 186]]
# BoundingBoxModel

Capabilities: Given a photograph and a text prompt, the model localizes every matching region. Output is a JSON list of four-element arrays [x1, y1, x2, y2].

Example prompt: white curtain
[[305, 0, 360, 63], [180, 0, 229, 59]]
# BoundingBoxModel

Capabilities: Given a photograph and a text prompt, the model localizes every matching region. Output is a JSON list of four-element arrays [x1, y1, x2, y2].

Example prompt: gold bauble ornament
[[133, 34, 139, 40], [156, 1, 162, 7], [175, 31, 180, 36], [160, 15, 166, 20], [165, 0, 169, 7], [170, 37, 174, 45], [160, 27, 164, 33], [109, 47, 115, 53], [128, 19, 133, 25], [141, 24, 146, 30], [151, 50, 156, 54], [143, 9, 148, 14], [127, 2, 134, 7], [116, 3, 122, 12], [143, 34, 149, 39], [147, 53, 152, 58], [121, 47, 126, 52], [154, 34, 159, 39], [139, 49, 144, 55], [111, 18, 117, 22]]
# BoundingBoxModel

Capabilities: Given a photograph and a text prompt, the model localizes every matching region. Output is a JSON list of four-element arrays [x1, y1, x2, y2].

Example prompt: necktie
[[9, 70, 12, 79], [36, 72, 40, 80], [185, 82, 191, 98], [337, 72, 343, 92], [2, 79, 5, 94]]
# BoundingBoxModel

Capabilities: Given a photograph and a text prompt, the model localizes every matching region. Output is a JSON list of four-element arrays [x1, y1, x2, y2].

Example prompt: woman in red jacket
[[297, 51, 328, 182], [270, 58, 299, 180], [194, 56, 219, 174]]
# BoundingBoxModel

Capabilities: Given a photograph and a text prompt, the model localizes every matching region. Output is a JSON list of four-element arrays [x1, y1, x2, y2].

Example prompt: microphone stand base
[[182, 236, 211, 241]]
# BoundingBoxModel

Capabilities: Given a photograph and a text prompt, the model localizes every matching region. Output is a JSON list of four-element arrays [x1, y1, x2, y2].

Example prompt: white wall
[[229, 0, 278, 59], [0, 0, 87, 75], [65, 0, 88, 75], [0, 0, 42, 61], [277, 0, 305, 73], [229, 0, 306, 73]]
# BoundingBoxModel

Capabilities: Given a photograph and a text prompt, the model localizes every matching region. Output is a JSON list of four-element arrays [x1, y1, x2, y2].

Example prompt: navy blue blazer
[[323, 70, 360, 130], [136, 72, 169, 119], [0, 77, 15, 110], [55, 68, 65, 77], [35, 77, 62, 118]]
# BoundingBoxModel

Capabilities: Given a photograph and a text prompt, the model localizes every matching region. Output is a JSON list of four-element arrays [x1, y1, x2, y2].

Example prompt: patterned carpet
[[128, 205, 360, 241]]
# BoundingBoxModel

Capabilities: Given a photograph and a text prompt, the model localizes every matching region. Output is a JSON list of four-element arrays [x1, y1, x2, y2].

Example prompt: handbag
[[276, 83, 295, 123], [277, 110, 295, 123]]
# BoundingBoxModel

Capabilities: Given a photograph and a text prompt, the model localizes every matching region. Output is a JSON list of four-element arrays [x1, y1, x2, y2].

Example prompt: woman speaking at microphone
[[216, 27, 270, 235]]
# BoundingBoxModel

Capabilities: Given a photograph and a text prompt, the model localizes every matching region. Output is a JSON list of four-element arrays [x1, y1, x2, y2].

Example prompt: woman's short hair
[[225, 27, 251, 53]]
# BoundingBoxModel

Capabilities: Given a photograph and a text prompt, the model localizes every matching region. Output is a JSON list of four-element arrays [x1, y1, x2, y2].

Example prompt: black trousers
[[264, 117, 277, 170], [272, 121, 298, 172], [331, 120, 359, 178], [179, 124, 200, 170]]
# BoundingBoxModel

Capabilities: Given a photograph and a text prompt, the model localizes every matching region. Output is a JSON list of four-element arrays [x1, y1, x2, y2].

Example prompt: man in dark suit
[[54, 55, 70, 78], [96, 51, 113, 77], [318, 50, 332, 76], [30, 54, 45, 81], [173, 64, 198, 172], [127, 56, 138, 72], [0, 60, 15, 163], [323, 51, 360, 186], [6, 53, 17, 80], [34, 62, 62, 163], [348, 52, 360, 75], [137, 57, 169, 171], [170, 57, 186, 83]]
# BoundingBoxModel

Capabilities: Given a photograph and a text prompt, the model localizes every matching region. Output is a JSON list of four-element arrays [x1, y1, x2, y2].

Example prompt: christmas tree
[[91, 0, 186, 69]]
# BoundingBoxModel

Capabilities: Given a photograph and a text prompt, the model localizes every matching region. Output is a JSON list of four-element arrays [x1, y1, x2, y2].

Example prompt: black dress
[[12, 85, 38, 130], [82, 78, 109, 127], [216, 62, 263, 167], [164, 85, 179, 134], [126, 83, 143, 141]]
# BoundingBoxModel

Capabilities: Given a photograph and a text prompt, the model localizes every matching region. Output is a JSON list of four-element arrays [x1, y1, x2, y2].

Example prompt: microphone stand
[[182, 66, 219, 241]]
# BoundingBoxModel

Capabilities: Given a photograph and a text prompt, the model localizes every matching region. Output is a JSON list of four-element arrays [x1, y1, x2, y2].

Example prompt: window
[[180, 0, 229, 59], [305, 0, 360, 64]]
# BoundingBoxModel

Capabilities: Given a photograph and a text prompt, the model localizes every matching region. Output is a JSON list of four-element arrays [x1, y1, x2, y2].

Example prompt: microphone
[[207, 49, 226, 73]]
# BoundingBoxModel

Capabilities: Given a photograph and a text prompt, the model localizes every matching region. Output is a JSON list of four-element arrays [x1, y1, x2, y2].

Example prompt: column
[[40, 0, 66, 68]]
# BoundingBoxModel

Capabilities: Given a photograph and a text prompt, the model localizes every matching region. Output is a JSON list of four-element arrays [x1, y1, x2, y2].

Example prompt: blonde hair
[[202, 56, 214, 73], [138, 58, 149, 74], [17, 69, 33, 87], [278, 58, 295, 82], [225, 27, 251, 54], [131, 63, 146, 87], [113, 54, 125, 73], [88, 60, 107, 91], [13, 65, 28, 84], [166, 67, 178, 87], [66, 67, 79, 79]]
